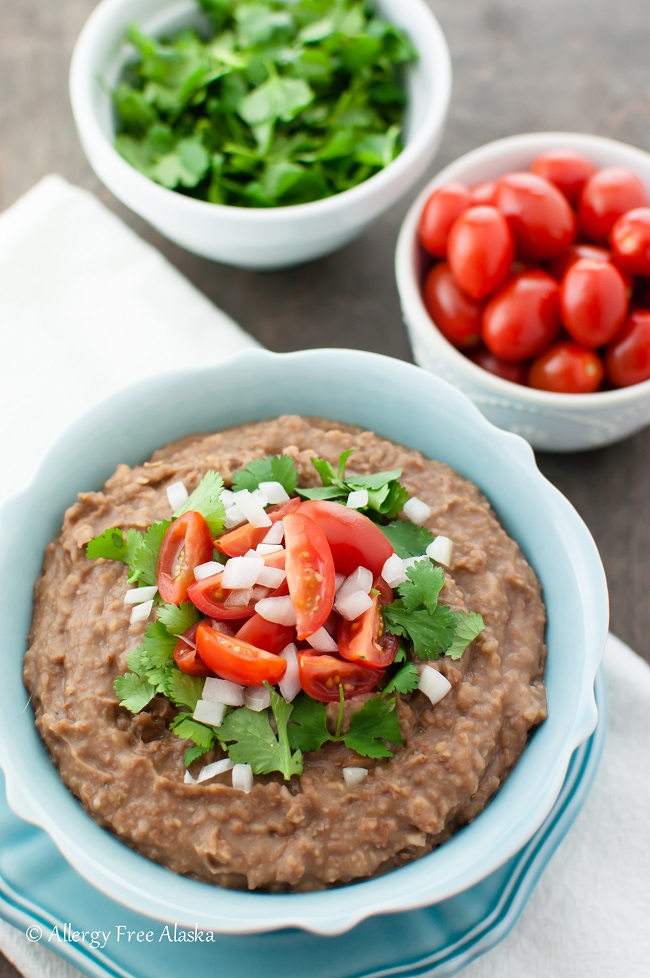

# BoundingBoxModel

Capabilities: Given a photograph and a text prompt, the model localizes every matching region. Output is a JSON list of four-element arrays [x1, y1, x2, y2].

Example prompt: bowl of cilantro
[[69, 0, 451, 269], [0, 348, 606, 935]]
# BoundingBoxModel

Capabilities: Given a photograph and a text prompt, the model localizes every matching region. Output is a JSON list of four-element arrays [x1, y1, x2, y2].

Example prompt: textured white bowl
[[395, 131, 650, 452], [0, 349, 607, 935], [70, 0, 451, 270]]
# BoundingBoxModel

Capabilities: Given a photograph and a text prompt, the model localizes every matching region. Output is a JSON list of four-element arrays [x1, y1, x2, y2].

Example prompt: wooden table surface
[[1, 0, 649, 975]]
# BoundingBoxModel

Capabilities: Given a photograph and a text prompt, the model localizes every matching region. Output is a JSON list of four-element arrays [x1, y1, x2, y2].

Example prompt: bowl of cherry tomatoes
[[395, 131, 650, 451]]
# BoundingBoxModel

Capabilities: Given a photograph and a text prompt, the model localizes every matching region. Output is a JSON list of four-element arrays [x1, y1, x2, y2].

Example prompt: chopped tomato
[[235, 614, 294, 654], [214, 497, 300, 557], [284, 513, 336, 640], [373, 575, 394, 606], [187, 549, 287, 619], [174, 623, 213, 677], [337, 594, 399, 668], [297, 652, 385, 702], [297, 500, 394, 577], [196, 622, 287, 686], [157, 511, 213, 605]]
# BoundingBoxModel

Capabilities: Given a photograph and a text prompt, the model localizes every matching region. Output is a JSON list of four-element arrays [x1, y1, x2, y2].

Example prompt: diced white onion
[[220, 488, 236, 507], [124, 585, 158, 605], [426, 536, 454, 567], [256, 543, 284, 557], [381, 554, 407, 588], [346, 489, 368, 510], [306, 626, 338, 652], [225, 587, 254, 609], [196, 758, 234, 783], [252, 488, 269, 508], [335, 590, 373, 621], [232, 763, 253, 793], [334, 573, 346, 591], [184, 770, 195, 785], [255, 595, 297, 625], [259, 481, 290, 504], [222, 556, 264, 589], [403, 555, 429, 571], [402, 497, 431, 525], [193, 699, 226, 727], [203, 678, 245, 707], [224, 504, 246, 529], [209, 619, 237, 636], [245, 549, 258, 557], [233, 489, 272, 528], [419, 665, 452, 707], [130, 599, 154, 624], [256, 565, 286, 589], [343, 767, 368, 787], [244, 686, 272, 712], [279, 644, 301, 702], [193, 560, 223, 581], [337, 566, 373, 601], [262, 521, 285, 545], [166, 480, 189, 511]]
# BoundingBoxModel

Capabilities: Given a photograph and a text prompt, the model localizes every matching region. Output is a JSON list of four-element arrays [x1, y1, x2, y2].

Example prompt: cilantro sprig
[[86, 520, 170, 588], [287, 689, 402, 760], [218, 686, 303, 780], [297, 449, 409, 519], [231, 454, 298, 496]]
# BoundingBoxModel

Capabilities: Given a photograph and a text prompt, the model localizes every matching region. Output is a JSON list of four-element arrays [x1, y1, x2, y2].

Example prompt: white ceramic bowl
[[0, 349, 607, 935], [395, 131, 650, 452], [70, 0, 451, 270]]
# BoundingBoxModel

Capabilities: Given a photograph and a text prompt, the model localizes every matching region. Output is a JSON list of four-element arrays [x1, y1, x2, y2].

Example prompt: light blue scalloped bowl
[[0, 349, 608, 936]]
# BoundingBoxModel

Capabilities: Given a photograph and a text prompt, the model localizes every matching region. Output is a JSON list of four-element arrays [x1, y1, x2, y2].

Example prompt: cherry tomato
[[422, 263, 483, 349], [297, 652, 384, 703], [495, 172, 576, 260], [337, 594, 399, 669], [469, 181, 498, 206], [447, 206, 514, 299], [284, 513, 336, 640], [610, 207, 650, 276], [605, 310, 650, 387], [234, 614, 294, 654], [578, 167, 649, 243], [482, 271, 560, 361], [187, 549, 287, 619], [417, 183, 471, 258], [297, 500, 394, 577], [196, 622, 287, 686], [469, 348, 529, 385], [174, 623, 213, 677], [157, 511, 213, 605], [548, 243, 611, 280], [214, 497, 300, 557], [559, 259, 628, 347], [530, 150, 597, 206], [373, 575, 394, 606], [528, 341, 604, 393]]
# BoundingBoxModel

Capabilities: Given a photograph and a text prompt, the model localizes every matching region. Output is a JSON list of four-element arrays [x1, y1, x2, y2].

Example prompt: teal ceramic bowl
[[0, 349, 608, 936]]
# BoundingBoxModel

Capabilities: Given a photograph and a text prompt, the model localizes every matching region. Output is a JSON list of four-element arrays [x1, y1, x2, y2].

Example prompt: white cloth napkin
[[0, 178, 649, 978]]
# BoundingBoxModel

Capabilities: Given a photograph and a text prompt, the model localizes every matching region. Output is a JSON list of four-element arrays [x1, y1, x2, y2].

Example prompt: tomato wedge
[[284, 513, 336, 640], [195, 622, 287, 686], [174, 623, 213, 677], [297, 500, 394, 577], [214, 498, 300, 557], [187, 549, 287, 619], [235, 614, 294, 654], [297, 652, 385, 702], [337, 594, 399, 668], [157, 511, 213, 605]]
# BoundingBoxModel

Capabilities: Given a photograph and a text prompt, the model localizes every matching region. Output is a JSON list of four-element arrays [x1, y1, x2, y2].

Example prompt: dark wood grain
[[1, 0, 649, 973]]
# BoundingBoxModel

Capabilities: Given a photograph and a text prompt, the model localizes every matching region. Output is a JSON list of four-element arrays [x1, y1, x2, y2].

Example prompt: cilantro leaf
[[239, 72, 314, 128], [127, 520, 170, 587], [157, 601, 200, 636], [171, 713, 218, 751], [399, 562, 445, 615], [139, 620, 177, 686], [383, 604, 456, 660], [379, 520, 435, 559], [343, 696, 402, 759], [174, 471, 225, 536], [114, 673, 156, 713], [219, 694, 303, 780], [447, 611, 486, 660], [165, 671, 204, 711], [345, 468, 403, 492], [287, 694, 331, 752], [231, 454, 298, 496], [296, 485, 345, 502], [86, 527, 141, 567], [311, 456, 337, 486], [382, 663, 419, 696], [184, 743, 213, 767], [301, 450, 409, 517]]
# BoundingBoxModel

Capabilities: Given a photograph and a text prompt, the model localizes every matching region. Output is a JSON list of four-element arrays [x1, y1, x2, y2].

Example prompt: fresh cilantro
[[174, 471, 225, 536], [383, 604, 456, 660], [141, 621, 177, 680], [344, 696, 401, 759], [219, 687, 302, 780], [379, 520, 435, 559], [298, 450, 408, 518], [171, 712, 218, 752], [447, 611, 486, 660], [126, 520, 170, 587], [399, 562, 445, 614], [165, 671, 204, 711], [86, 526, 141, 566], [287, 694, 331, 752], [114, 673, 156, 713], [382, 662, 419, 696], [157, 601, 200, 635], [231, 454, 298, 497], [184, 743, 213, 767]]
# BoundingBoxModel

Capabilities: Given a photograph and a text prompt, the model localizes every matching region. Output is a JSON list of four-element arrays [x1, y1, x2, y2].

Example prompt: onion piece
[[259, 481, 290, 504], [123, 585, 158, 605], [256, 543, 284, 557], [306, 626, 338, 652], [381, 554, 407, 588], [233, 490, 272, 528], [335, 590, 373, 621], [256, 565, 286, 589], [419, 665, 452, 706], [403, 555, 429, 571], [244, 686, 272, 712], [346, 489, 368, 509], [130, 599, 154, 624], [196, 758, 234, 783], [252, 488, 269, 508], [279, 644, 300, 702], [255, 595, 297, 625], [336, 566, 373, 602], [225, 587, 254, 609], [203, 678, 245, 707], [224, 504, 246, 529], [402, 497, 431, 525], [193, 560, 224, 581], [232, 763, 253, 793], [166, 480, 189, 511], [426, 536, 454, 567], [334, 573, 346, 591], [222, 556, 264, 589], [193, 699, 226, 727], [262, 521, 285, 545], [343, 767, 368, 787]]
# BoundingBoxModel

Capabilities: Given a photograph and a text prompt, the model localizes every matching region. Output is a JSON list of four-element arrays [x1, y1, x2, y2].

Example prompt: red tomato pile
[[157, 501, 398, 702], [417, 149, 650, 393]]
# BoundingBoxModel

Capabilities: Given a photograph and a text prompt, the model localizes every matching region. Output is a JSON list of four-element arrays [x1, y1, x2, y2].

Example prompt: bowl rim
[[0, 348, 608, 935], [395, 130, 650, 408], [69, 0, 452, 222]]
